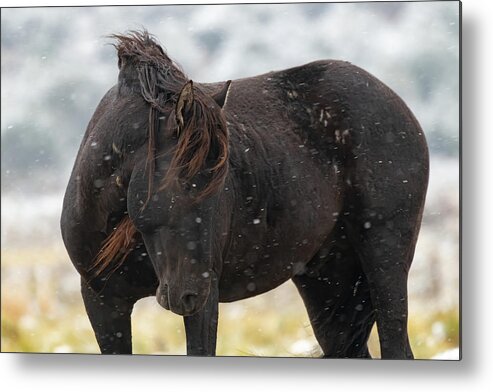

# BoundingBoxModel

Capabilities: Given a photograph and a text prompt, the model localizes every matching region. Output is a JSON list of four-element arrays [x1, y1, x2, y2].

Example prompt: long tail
[[89, 215, 138, 277]]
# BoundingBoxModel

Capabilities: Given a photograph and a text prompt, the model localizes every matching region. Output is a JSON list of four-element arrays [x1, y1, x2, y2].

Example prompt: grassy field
[[1, 245, 459, 358]]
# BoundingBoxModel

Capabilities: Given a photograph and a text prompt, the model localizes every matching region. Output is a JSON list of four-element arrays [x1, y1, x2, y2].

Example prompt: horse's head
[[89, 31, 231, 316], [127, 79, 231, 316]]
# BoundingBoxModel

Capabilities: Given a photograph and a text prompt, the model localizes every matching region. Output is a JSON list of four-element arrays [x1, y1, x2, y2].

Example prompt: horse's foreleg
[[81, 278, 135, 354], [183, 277, 219, 356]]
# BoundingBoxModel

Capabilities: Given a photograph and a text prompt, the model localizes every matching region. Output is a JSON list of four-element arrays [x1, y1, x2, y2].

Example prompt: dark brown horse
[[61, 31, 429, 358]]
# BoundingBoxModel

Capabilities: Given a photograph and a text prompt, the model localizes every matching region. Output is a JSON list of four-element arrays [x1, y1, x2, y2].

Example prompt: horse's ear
[[176, 80, 194, 128], [212, 80, 232, 109]]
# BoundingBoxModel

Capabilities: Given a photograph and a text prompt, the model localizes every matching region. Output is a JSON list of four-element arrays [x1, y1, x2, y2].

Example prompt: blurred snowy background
[[1, 2, 459, 358]]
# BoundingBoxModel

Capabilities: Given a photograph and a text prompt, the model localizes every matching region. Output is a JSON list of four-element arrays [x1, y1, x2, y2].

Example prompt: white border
[[2, 0, 491, 390]]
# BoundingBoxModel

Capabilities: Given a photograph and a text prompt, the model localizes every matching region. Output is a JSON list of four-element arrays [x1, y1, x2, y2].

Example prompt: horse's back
[[213, 59, 428, 207]]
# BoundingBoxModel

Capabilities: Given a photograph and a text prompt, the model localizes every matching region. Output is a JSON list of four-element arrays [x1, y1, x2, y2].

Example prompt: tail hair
[[89, 215, 138, 277]]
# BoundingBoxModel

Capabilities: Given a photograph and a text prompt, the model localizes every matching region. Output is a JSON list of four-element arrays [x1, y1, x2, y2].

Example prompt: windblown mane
[[110, 30, 188, 204], [90, 31, 229, 278], [162, 84, 229, 200], [111, 29, 187, 99]]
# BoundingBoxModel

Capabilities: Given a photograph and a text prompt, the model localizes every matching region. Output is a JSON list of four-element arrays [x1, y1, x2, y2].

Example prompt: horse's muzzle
[[156, 283, 206, 316]]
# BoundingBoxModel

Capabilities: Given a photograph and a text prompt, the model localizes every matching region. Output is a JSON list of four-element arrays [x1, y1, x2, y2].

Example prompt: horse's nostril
[[181, 291, 198, 312]]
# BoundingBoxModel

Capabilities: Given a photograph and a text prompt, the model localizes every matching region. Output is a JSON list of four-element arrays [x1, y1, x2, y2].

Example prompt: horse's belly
[[217, 197, 341, 302]]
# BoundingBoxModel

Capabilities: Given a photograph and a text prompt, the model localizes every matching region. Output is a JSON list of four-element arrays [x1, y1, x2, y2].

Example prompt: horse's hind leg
[[345, 214, 417, 359], [341, 108, 428, 359], [292, 234, 375, 358], [344, 207, 419, 359], [343, 182, 426, 359]]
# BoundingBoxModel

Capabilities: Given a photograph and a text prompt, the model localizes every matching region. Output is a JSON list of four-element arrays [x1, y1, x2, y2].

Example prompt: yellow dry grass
[[1, 246, 459, 358]]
